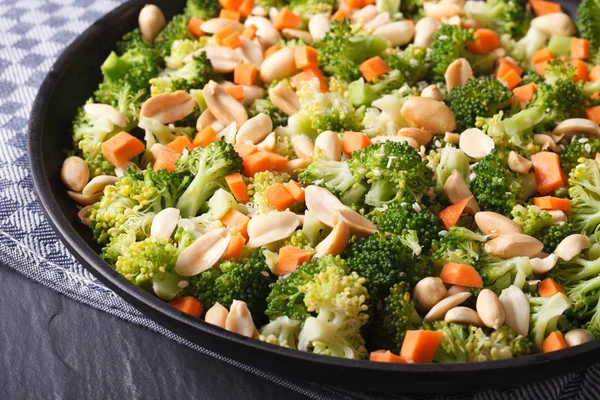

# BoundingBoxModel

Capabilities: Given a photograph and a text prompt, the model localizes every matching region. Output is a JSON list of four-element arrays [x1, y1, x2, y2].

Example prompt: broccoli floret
[[175, 141, 243, 217], [151, 52, 214, 95], [284, 230, 315, 254], [568, 158, 600, 235], [465, 325, 536, 361], [550, 254, 600, 285], [398, 0, 424, 18], [154, 15, 193, 59], [313, 19, 387, 82], [115, 236, 178, 285], [578, 0, 600, 48], [470, 150, 525, 216], [477, 110, 540, 155], [297, 265, 369, 359], [385, 45, 428, 86], [431, 227, 487, 268], [560, 137, 600, 174], [248, 98, 289, 129], [265, 255, 347, 321], [348, 141, 434, 207], [541, 223, 574, 253], [565, 275, 600, 335], [434, 146, 470, 196], [247, 170, 291, 215], [258, 316, 302, 349], [528, 293, 571, 349], [464, 0, 533, 39], [348, 71, 406, 107], [185, 0, 220, 20], [372, 282, 421, 353], [446, 77, 512, 131], [291, 79, 363, 136], [477, 254, 532, 293], [298, 160, 366, 209], [422, 321, 469, 363], [90, 168, 189, 243], [511, 205, 553, 237], [165, 39, 204, 70], [138, 117, 195, 163], [368, 200, 442, 251], [504, 26, 549, 67], [190, 251, 275, 322], [345, 233, 431, 305], [289, 0, 334, 20]]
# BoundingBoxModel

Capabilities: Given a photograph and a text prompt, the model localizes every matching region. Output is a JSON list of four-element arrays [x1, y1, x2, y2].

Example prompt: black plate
[[28, 0, 599, 392]]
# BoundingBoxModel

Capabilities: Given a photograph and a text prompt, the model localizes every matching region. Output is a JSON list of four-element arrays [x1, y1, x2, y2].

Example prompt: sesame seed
[[435, 140, 442, 147], [359, 168, 367, 175], [261, 271, 269, 277], [585, 143, 592, 153], [373, 169, 381, 177], [412, 203, 422, 212], [439, 230, 448, 236], [579, 138, 589, 143], [177, 281, 189, 289], [469, 173, 477, 181]]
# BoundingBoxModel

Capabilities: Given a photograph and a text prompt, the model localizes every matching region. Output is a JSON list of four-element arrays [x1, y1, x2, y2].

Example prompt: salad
[[59, 0, 600, 364]]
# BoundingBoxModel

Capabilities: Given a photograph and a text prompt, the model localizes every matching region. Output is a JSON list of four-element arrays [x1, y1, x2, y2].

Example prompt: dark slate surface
[[0, 263, 307, 400]]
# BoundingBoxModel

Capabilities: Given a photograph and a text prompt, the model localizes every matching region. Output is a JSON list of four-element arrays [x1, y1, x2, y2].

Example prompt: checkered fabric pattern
[[1, 1, 599, 398]]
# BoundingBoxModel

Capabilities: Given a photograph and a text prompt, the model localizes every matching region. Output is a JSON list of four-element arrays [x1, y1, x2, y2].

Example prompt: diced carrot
[[497, 58, 524, 78], [225, 85, 245, 101], [239, 0, 254, 17], [193, 126, 216, 148], [345, 0, 364, 7], [369, 350, 406, 363], [221, 208, 250, 238], [264, 183, 296, 211], [295, 46, 319, 70], [242, 150, 272, 176], [542, 331, 568, 353], [153, 149, 180, 172], [533, 196, 572, 212], [439, 197, 472, 230], [342, 131, 371, 157], [586, 105, 600, 124], [166, 136, 193, 153], [222, 32, 242, 49], [513, 82, 537, 103], [529, 0, 561, 16], [101, 131, 145, 167], [273, 8, 301, 30], [292, 68, 328, 93], [400, 330, 443, 363], [539, 278, 566, 298], [570, 59, 589, 83], [467, 29, 501, 55], [223, 233, 246, 261], [169, 296, 203, 318], [266, 151, 288, 170], [234, 63, 258, 86], [532, 47, 553, 64], [440, 263, 483, 288], [590, 65, 600, 82], [592, 92, 600, 100], [219, 0, 243, 10], [234, 143, 258, 158], [499, 68, 523, 90], [364, 0, 376, 5], [284, 180, 305, 202], [535, 60, 550, 77], [188, 17, 205, 37], [220, 9, 241, 21], [214, 25, 235, 45], [360, 56, 391, 82], [275, 245, 311, 276], [331, 9, 350, 21], [241, 24, 257, 40], [225, 172, 249, 203], [264, 45, 282, 59], [571, 38, 590, 60], [531, 152, 567, 195]]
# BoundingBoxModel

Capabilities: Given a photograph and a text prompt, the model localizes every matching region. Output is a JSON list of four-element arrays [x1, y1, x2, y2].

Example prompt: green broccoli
[[560, 137, 600, 174], [565, 274, 600, 335], [348, 141, 434, 207], [368, 200, 442, 251], [175, 141, 243, 217], [446, 77, 512, 131], [541, 223, 574, 253], [297, 265, 369, 359], [470, 150, 526, 216], [431, 227, 487, 268], [313, 19, 387, 82], [505, 25, 549, 66], [154, 15, 193, 59], [151, 52, 214, 95], [258, 316, 302, 349], [348, 71, 407, 107], [511, 205, 553, 237], [398, 0, 424, 18], [464, 0, 533, 39], [371, 282, 421, 353], [568, 158, 600, 235], [465, 325, 535, 361], [385, 45, 428, 86], [185, 0, 220, 20], [289, 0, 334, 20], [115, 236, 178, 285], [477, 110, 540, 155], [477, 254, 533, 293], [434, 146, 470, 196], [578, 0, 600, 48], [247, 170, 292, 215], [528, 293, 571, 349], [550, 254, 600, 285], [248, 98, 289, 129], [422, 321, 469, 363], [190, 251, 276, 322]]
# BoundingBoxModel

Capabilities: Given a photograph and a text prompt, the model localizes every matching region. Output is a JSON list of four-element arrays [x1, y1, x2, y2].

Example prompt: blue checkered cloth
[[1, 1, 599, 398]]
